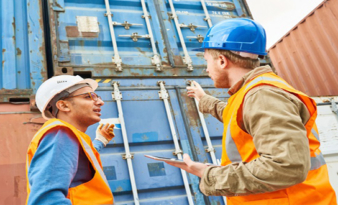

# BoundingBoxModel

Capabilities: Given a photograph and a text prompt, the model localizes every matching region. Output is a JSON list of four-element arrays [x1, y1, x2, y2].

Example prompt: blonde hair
[[206, 49, 260, 69]]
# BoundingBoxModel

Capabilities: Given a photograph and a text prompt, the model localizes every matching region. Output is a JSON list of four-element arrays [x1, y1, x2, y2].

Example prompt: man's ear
[[218, 54, 229, 70], [56, 100, 71, 112]]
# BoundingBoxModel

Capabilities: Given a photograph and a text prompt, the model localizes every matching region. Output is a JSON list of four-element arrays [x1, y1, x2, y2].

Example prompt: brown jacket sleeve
[[199, 87, 311, 196], [199, 95, 227, 123]]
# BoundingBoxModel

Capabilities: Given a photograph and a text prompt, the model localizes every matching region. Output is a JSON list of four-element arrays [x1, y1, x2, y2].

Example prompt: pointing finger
[[98, 124, 103, 130]]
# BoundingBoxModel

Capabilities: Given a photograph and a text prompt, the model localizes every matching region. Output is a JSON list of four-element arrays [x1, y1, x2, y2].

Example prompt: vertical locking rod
[[104, 0, 123, 71], [167, 0, 193, 71], [200, 0, 213, 27], [158, 81, 194, 205], [112, 82, 139, 205], [140, 0, 163, 72], [188, 81, 227, 204]]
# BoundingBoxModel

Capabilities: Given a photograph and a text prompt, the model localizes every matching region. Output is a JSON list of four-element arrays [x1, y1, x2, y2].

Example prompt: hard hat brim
[[80, 79, 98, 91], [192, 47, 205, 52], [41, 78, 98, 120]]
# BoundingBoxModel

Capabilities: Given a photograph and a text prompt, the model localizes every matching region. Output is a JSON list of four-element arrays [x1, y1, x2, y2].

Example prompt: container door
[[48, 0, 169, 75], [156, 0, 251, 71], [86, 78, 216, 204], [176, 82, 230, 205], [0, 0, 47, 102]]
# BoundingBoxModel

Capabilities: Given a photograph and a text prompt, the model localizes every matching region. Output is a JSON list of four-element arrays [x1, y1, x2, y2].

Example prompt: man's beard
[[213, 71, 230, 88]]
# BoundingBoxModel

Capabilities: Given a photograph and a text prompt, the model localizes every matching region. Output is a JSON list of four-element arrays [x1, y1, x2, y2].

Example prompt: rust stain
[[79, 40, 84, 47], [2, 49, 5, 53], [161, 61, 170, 67], [173, 55, 184, 66], [56, 13, 60, 27], [136, 47, 146, 55], [16, 48, 22, 56], [14, 176, 26, 197], [92, 62, 115, 66], [12, 17, 16, 41], [0, 164, 26, 205], [12, 17, 15, 30], [98, 40, 102, 47], [66, 26, 98, 38], [130, 71, 141, 76], [182, 92, 199, 128], [65, 26, 79, 37], [81, 32, 98, 38], [54, 1, 62, 9], [195, 146, 201, 155], [38, 0, 44, 27], [172, 67, 179, 77], [115, 186, 123, 192]]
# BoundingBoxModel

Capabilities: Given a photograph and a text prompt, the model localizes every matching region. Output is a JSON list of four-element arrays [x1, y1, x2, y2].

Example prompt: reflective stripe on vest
[[27, 121, 110, 189], [311, 128, 320, 141], [224, 75, 326, 170], [225, 116, 242, 163], [79, 137, 109, 185], [222, 72, 337, 204], [27, 120, 63, 168], [245, 76, 292, 91], [311, 152, 326, 170]]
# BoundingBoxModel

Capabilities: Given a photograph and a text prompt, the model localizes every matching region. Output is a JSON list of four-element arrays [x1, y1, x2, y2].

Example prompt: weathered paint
[[48, 0, 251, 76], [268, 0, 338, 97], [0, 103, 45, 204], [1, 0, 254, 204], [0, 0, 47, 102]]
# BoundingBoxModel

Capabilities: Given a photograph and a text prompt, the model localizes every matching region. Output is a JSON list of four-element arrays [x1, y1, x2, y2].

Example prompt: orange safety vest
[[26, 119, 114, 205], [221, 72, 337, 205]]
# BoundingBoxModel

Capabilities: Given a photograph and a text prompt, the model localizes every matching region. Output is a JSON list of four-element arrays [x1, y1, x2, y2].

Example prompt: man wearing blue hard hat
[[166, 18, 336, 204]]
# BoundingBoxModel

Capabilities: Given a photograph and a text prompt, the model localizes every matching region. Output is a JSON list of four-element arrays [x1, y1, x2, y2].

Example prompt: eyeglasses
[[64, 92, 102, 102]]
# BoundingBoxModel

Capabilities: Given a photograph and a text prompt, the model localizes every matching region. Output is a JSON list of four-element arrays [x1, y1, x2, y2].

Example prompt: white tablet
[[144, 155, 186, 164]]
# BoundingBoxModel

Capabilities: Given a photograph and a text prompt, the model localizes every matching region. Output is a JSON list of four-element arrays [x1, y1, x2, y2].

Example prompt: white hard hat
[[36, 75, 98, 120]]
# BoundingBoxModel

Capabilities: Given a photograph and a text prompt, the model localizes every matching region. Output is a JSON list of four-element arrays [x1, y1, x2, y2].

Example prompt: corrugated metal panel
[[0, 104, 44, 205], [0, 0, 47, 102], [85, 78, 229, 205], [0, 1, 254, 204], [48, 0, 252, 76], [268, 0, 338, 97]]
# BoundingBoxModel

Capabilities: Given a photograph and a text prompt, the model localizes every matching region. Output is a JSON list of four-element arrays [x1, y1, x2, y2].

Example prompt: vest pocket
[[67, 170, 113, 205]]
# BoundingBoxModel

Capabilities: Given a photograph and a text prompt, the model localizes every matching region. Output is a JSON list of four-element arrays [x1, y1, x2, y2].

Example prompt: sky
[[246, 0, 324, 49]]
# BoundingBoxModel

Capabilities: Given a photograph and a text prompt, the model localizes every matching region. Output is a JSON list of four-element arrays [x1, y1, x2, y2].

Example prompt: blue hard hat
[[193, 18, 267, 56]]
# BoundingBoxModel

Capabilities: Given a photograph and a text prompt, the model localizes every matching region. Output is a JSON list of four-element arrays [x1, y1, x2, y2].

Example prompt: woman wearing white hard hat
[[26, 75, 115, 205]]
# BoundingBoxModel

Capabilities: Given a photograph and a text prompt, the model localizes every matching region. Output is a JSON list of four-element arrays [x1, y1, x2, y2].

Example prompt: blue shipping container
[[0, 0, 47, 102], [47, 0, 252, 204], [0, 0, 256, 204]]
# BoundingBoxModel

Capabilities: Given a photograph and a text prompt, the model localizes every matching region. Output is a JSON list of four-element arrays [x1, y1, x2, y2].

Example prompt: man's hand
[[186, 81, 206, 102], [95, 123, 115, 146], [165, 154, 208, 178]]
